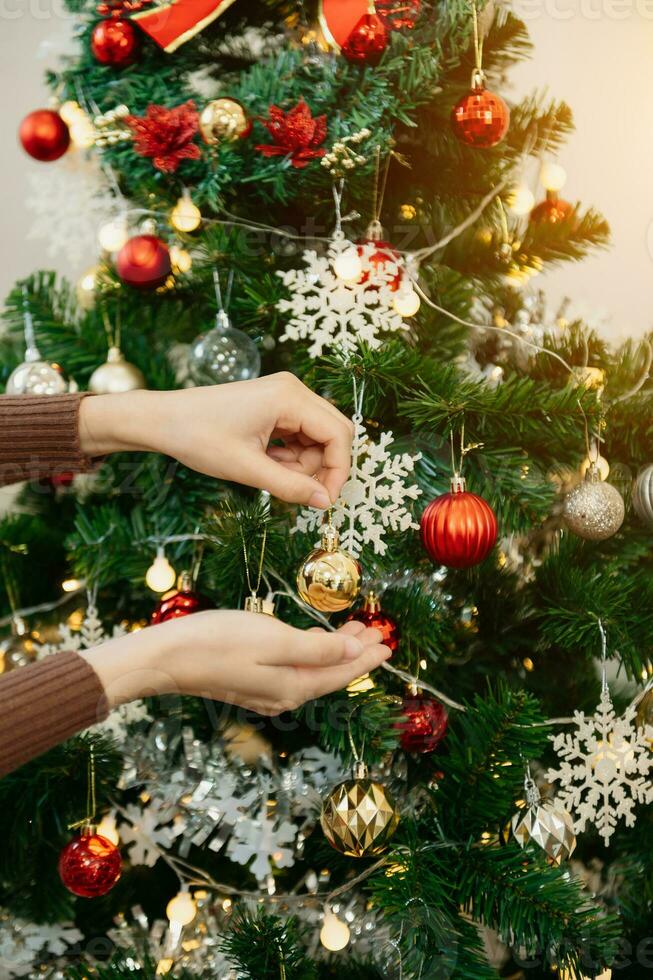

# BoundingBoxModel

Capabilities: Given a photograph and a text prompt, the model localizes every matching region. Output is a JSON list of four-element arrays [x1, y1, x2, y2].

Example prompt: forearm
[[78, 390, 164, 456]]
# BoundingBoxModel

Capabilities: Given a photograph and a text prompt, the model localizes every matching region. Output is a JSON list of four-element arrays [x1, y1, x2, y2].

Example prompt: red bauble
[[58, 833, 122, 898], [151, 572, 210, 624], [19, 110, 70, 162], [398, 694, 448, 753], [342, 11, 389, 64], [530, 192, 574, 225], [91, 18, 140, 66], [346, 592, 399, 653], [420, 475, 498, 569], [116, 235, 171, 289], [451, 85, 510, 149], [357, 236, 402, 290]]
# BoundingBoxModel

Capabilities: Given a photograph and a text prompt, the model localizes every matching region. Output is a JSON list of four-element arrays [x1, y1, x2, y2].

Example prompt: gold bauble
[[570, 365, 606, 392], [512, 799, 576, 865], [562, 463, 625, 541], [89, 346, 146, 394], [320, 762, 400, 858], [199, 98, 251, 145], [0, 617, 40, 674], [297, 524, 361, 613]]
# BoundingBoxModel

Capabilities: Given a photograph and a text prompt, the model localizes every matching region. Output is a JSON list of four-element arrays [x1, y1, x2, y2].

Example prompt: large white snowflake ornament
[[119, 803, 177, 867], [546, 687, 653, 845], [227, 804, 297, 882], [295, 417, 421, 556], [277, 233, 408, 358]]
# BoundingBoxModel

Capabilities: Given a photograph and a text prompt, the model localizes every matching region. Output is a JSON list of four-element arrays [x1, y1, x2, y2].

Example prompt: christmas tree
[[3, 0, 652, 976]]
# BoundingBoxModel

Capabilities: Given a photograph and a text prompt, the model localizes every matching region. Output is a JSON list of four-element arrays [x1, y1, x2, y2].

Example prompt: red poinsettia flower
[[126, 100, 201, 174], [256, 98, 327, 169]]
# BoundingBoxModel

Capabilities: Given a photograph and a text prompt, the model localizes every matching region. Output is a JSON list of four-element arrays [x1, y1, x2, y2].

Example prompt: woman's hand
[[81, 611, 390, 716], [79, 374, 353, 509]]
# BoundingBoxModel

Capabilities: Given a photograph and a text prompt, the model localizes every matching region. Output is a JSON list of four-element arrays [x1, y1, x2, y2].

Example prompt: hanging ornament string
[[213, 267, 235, 317], [470, 0, 484, 79], [69, 745, 98, 832], [597, 617, 609, 696], [21, 286, 39, 359], [101, 306, 121, 351], [240, 524, 268, 603]]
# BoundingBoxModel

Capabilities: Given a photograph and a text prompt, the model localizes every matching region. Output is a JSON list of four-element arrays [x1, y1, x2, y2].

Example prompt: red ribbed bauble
[[451, 78, 510, 148], [91, 18, 140, 66], [58, 832, 122, 898], [420, 475, 498, 569], [151, 571, 210, 624], [398, 694, 448, 753], [116, 235, 171, 289], [342, 11, 389, 64], [19, 110, 70, 162], [346, 592, 399, 653], [357, 235, 402, 290], [530, 192, 574, 225]]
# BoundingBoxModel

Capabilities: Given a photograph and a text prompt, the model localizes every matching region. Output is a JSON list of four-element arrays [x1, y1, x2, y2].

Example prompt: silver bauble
[[562, 463, 625, 541], [512, 799, 577, 865], [633, 465, 653, 530], [88, 346, 146, 394], [188, 312, 260, 386], [6, 347, 67, 396]]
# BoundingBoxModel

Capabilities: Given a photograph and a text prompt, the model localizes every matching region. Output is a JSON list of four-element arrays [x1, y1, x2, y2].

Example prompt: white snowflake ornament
[[120, 803, 177, 867], [277, 232, 408, 358], [227, 805, 297, 882], [546, 685, 653, 846], [295, 416, 421, 557]]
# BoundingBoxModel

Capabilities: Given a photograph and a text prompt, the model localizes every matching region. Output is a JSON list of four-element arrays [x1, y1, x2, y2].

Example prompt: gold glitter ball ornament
[[636, 689, 653, 743], [321, 762, 400, 858], [512, 799, 576, 865], [199, 98, 251, 145], [297, 523, 361, 613], [562, 463, 625, 541]]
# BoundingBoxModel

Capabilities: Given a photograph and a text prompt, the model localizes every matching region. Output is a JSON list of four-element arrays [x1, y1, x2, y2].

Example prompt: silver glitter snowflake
[[546, 687, 653, 845], [295, 417, 421, 556], [277, 233, 408, 358]]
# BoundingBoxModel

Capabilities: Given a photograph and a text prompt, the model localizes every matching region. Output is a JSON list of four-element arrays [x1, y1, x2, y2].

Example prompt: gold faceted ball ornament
[[0, 617, 41, 673], [89, 346, 146, 394], [512, 799, 576, 865], [199, 98, 252, 145], [562, 463, 625, 541], [297, 523, 361, 613], [321, 762, 400, 858]]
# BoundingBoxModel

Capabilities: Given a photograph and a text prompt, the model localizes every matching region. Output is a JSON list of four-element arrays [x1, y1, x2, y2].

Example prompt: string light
[[166, 888, 197, 926], [98, 216, 129, 253], [145, 547, 176, 593], [333, 244, 363, 283], [319, 909, 350, 951], [170, 245, 192, 274], [170, 191, 202, 233], [61, 577, 83, 593], [540, 161, 567, 193], [508, 184, 535, 216], [96, 813, 120, 845], [393, 283, 421, 317]]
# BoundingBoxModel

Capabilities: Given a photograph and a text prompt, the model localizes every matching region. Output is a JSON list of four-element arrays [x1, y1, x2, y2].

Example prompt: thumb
[[239, 452, 332, 508]]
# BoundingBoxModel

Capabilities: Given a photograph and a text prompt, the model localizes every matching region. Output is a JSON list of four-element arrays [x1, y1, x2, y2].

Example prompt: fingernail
[[309, 490, 331, 510], [343, 637, 364, 660]]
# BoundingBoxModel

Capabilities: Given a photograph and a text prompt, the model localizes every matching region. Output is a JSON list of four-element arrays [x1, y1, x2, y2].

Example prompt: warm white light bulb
[[320, 911, 350, 951], [96, 813, 120, 846], [166, 890, 197, 926], [98, 217, 129, 253], [170, 245, 192, 274], [540, 161, 567, 193], [69, 119, 95, 149], [393, 285, 421, 317], [170, 196, 202, 233], [146, 550, 176, 593], [333, 245, 363, 283], [59, 100, 83, 125], [508, 184, 535, 216]]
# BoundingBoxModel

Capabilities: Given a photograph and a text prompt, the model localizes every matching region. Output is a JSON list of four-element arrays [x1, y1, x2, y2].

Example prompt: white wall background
[[1, 6, 652, 343]]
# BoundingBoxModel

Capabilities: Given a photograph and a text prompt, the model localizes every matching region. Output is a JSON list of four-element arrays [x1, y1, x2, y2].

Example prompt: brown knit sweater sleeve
[[0, 393, 99, 487], [0, 652, 109, 776]]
